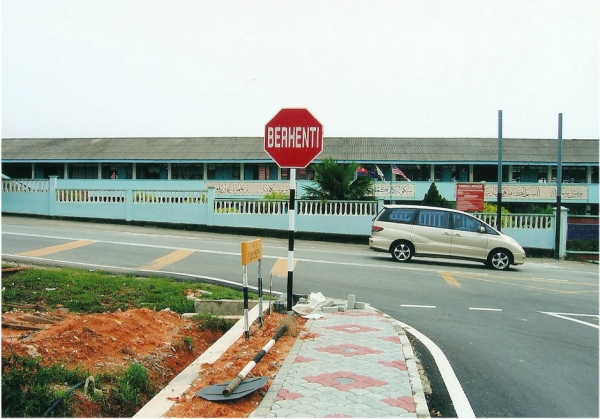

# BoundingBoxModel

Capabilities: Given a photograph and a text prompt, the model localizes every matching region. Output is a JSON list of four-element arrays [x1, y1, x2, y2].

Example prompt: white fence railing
[[473, 213, 553, 229], [53, 189, 209, 204], [213, 199, 379, 216], [56, 189, 127, 203], [2, 179, 49, 193], [133, 190, 207, 204], [298, 200, 378, 216]]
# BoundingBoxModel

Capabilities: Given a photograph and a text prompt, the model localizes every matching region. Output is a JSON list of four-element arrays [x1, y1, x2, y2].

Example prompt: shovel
[[197, 319, 293, 402]]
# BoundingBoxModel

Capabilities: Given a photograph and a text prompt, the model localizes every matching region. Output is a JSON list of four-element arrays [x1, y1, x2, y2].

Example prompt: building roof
[[1, 137, 598, 165]]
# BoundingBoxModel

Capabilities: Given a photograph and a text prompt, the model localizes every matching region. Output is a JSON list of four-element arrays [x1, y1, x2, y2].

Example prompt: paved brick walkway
[[250, 303, 430, 418]]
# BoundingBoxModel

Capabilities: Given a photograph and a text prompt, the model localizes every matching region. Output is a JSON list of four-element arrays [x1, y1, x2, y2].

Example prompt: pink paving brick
[[275, 388, 304, 401], [379, 360, 408, 370], [315, 343, 383, 357], [381, 396, 416, 412], [294, 355, 315, 363], [325, 323, 381, 333], [380, 335, 401, 344], [304, 371, 388, 391]]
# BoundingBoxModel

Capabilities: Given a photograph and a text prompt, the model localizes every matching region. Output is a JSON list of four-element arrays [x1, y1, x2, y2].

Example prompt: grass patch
[[1, 266, 261, 417], [1, 350, 157, 418], [1, 266, 260, 314]]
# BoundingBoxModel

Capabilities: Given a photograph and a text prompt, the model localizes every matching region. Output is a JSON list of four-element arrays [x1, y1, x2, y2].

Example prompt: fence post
[[206, 187, 215, 226], [125, 189, 133, 221], [48, 176, 58, 216]]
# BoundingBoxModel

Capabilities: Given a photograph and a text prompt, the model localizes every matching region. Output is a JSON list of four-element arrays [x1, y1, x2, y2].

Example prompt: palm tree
[[301, 158, 376, 200]]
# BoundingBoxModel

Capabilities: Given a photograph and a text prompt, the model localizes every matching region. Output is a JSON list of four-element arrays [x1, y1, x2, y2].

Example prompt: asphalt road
[[2, 216, 598, 417]]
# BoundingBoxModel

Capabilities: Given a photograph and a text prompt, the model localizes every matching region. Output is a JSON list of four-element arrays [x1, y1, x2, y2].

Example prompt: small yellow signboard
[[241, 238, 262, 265]]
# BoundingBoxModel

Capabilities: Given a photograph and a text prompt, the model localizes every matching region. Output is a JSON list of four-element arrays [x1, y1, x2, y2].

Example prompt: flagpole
[[389, 164, 393, 203]]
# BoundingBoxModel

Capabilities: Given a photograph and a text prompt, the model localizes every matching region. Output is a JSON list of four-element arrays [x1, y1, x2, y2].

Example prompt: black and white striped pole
[[287, 169, 296, 312], [222, 324, 289, 397]]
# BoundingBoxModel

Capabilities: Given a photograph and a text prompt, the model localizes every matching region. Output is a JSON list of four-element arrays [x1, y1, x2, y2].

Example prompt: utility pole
[[497, 110, 503, 231], [555, 113, 563, 259]]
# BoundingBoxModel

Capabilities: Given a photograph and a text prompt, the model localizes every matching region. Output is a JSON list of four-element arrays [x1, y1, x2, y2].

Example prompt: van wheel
[[487, 249, 511, 270], [391, 241, 413, 262]]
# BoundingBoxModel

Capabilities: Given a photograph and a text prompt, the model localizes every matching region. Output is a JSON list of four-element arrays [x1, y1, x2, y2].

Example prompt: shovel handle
[[223, 376, 243, 397]]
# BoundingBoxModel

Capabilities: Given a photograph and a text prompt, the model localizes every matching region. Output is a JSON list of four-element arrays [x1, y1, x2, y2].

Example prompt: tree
[[301, 158, 376, 201], [421, 182, 452, 208]]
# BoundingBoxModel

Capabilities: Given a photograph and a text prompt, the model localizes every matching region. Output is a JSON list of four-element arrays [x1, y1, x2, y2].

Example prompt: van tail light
[[372, 226, 384, 232]]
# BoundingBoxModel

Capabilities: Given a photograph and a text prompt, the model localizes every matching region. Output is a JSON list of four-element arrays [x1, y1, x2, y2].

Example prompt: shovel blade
[[196, 376, 269, 401]]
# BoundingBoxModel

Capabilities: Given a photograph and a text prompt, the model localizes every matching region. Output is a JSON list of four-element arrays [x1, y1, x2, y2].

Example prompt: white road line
[[539, 311, 599, 329], [400, 304, 437, 308], [395, 320, 476, 418], [469, 307, 503, 311], [1, 231, 459, 274]]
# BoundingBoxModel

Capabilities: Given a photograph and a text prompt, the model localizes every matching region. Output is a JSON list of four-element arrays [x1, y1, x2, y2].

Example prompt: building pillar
[[586, 166, 592, 183]]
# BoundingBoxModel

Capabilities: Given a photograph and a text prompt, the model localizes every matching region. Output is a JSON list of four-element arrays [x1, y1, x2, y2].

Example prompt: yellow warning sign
[[241, 238, 262, 265]]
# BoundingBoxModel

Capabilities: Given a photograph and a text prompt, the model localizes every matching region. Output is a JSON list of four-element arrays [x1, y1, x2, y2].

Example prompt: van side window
[[381, 208, 416, 224], [452, 213, 483, 232], [417, 210, 450, 229]]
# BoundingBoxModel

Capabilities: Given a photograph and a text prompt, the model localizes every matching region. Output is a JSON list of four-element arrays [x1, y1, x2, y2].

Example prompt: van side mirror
[[479, 226, 486, 233]]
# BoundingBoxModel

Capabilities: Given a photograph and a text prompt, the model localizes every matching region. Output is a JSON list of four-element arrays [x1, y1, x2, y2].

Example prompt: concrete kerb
[[133, 303, 264, 418]]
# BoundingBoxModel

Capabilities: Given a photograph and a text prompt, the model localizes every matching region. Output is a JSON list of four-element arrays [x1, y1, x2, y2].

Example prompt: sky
[[1, 0, 598, 140]]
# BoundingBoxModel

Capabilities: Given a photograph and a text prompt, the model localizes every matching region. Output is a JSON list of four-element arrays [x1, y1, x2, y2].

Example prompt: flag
[[375, 165, 386, 182], [392, 165, 411, 181], [357, 167, 379, 179]]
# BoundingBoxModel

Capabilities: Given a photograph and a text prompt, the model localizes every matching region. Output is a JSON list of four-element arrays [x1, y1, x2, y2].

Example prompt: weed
[[182, 336, 194, 351], [191, 313, 236, 333], [1, 350, 88, 417]]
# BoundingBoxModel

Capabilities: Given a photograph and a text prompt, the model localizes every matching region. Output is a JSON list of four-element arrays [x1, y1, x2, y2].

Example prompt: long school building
[[2, 136, 598, 215]]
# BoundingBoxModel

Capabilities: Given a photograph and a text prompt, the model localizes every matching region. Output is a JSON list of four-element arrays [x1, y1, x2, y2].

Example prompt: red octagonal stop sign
[[264, 108, 323, 168]]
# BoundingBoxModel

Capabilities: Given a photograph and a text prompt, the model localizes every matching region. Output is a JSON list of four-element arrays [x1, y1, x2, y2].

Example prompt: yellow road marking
[[18, 240, 96, 257], [457, 272, 599, 287], [439, 271, 461, 287], [139, 249, 195, 271]]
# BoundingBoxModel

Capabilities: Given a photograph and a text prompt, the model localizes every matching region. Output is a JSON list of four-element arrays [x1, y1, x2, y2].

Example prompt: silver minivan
[[369, 205, 526, 270]]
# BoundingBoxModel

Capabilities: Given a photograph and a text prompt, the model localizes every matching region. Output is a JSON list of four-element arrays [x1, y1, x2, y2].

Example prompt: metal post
[[497, 110, 503, 231], [287, 168, 296, 312], [257, 258, 263, 327], [243, 264, 249, 339], [555, 113, 563, 259]]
